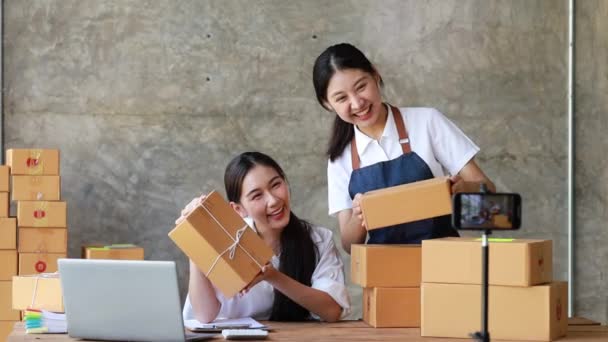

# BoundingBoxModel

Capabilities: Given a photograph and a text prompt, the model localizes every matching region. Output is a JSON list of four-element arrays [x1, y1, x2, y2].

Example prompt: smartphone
[[452, 193, 521, 230]]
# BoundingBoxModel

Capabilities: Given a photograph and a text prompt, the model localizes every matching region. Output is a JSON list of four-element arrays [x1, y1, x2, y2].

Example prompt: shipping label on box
[[422, 237, 552, 286], [17, 201, 67, 228], [0, 217, 17, 249], [0, 192, 8, 217], [6, 149, 60, 175], [168, 191, 274, 298], [18, 228, 67, 254], [11, 175, 61, 201], [0, 165, 9, 192], [364, 287, 420, 328], [0, 280, 21, 320], [82, 244, 144, 260], [19, 252, 66, 275], [351, 244, 421, 287], [0, 250, 17, 280], [360, 177, 452, 230], [421, 282, 568, 341], [12, 274, 64, 312]]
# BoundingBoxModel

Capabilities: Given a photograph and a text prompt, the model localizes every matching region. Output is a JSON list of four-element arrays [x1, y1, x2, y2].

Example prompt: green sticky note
[[106, 244, 136, 249], [88, 247, 110, 251]]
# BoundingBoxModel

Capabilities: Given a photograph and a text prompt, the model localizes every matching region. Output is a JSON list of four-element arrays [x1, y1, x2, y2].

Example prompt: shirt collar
[[353, 104, 398, 155]]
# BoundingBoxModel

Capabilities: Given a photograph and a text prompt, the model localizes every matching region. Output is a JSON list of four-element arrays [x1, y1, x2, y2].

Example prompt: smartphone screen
[[452, 193, 521, 230]]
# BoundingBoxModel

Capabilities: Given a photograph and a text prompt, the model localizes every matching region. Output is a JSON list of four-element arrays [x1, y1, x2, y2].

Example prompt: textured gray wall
[[3, 0, 604, 323]]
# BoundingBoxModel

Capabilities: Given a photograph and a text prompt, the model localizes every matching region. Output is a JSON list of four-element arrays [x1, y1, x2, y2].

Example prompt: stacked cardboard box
[[0, 165, 20, 340], [421, 237, 568, 341], [6, 149, 66, 315], [351, 244, 421, 327], [82, 244, 144, 260]]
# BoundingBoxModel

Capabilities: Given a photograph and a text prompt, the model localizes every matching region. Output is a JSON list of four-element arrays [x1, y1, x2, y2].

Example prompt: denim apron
[[348, 105, 459, 244]]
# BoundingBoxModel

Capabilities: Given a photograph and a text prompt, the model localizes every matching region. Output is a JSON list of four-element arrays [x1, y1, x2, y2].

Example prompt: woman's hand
[[175, 194, 207, 225], [239, 264, 277, 296], [351, 193, 366, 229]]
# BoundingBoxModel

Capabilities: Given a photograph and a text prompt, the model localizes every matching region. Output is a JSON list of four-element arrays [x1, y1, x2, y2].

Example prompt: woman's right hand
[[351, 193, 366, 229], [175, 194, 207, 225]]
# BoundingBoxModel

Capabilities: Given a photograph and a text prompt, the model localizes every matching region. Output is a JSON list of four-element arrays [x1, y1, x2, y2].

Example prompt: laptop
[[58, 259, 213, 342]]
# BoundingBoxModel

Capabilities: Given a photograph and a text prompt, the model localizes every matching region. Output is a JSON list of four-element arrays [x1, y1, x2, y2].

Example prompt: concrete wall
[[3, 0, 604, 322]]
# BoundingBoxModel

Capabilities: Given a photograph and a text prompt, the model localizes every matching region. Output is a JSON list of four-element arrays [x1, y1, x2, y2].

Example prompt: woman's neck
[[257, 225, 282, 255], [358, 103, 389, 141]]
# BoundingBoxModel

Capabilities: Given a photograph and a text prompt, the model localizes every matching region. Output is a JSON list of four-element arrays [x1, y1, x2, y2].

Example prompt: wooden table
[[8, 319, 608, 341]]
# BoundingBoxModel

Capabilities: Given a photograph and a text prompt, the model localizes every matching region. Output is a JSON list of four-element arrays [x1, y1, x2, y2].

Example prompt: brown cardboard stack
[[421, 237, 567, 341], [6, 149, 66, 314], [82, 244, 144, 260], [351, 244, 421, 327], [0, 165, 20, 340]]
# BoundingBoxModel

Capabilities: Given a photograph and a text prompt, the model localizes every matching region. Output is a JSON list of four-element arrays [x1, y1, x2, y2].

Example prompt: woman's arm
[[187, 260, 221, 323], [337, 194, 367, 254], [451, 159, 496, 193]]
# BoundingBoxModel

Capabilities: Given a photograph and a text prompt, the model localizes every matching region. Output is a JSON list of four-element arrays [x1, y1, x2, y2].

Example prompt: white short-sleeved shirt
[[327, 106, 479, 216], [182, 223, 351, 321]]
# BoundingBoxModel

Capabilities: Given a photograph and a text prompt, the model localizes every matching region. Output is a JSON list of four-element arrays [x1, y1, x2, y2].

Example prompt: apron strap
[[351, 104, 411, 170]]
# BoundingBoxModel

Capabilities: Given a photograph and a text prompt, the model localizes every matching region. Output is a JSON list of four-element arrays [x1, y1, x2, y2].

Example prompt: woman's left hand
[[450, 175, 466, 194], [238, 264, 278, 296]]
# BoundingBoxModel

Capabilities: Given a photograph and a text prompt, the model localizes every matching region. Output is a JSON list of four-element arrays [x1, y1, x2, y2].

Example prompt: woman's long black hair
[[224, 152, 318, 321], [312, 43, 384, 161]]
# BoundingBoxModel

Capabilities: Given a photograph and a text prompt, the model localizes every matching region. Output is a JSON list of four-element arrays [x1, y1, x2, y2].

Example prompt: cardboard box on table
[[17, 201, 67, 228], [82, 244, 144, 260], [168, 191, 274, 298], [12, 274, 64, 312], [0, 250, 17, 280], [421, 282, 568, 341], [0, 192, 8, 217], [422, 237, 552, 286], [360, 177, 452, 230], [351, 244, 421, 287], [0, 165, 9, 192], [18, 228, 67, 254], [11, 175, 61, 201], [364, 287, 420, 328], [19, 252, 66, 275], [0, 280, 20, 320], [0, 217, 16, 249], [6, 149, 60, 175], [0, 321, 17, 342]]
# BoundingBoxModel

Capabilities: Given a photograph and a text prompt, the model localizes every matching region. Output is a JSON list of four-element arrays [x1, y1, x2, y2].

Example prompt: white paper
[[185, 317, 266, 331]]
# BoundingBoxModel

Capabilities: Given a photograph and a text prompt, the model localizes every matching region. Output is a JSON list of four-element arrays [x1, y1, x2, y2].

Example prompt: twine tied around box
[[199, 204, 265, 277]]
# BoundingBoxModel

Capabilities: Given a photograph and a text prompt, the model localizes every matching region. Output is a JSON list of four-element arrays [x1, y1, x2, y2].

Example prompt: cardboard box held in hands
[[360, 177, 452, 230], [168, 191, 274, 298]]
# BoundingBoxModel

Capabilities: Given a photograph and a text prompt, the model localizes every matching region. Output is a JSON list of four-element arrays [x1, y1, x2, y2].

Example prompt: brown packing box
[[0, 217, 17, 249], [11, 175, 61, 201], [6, 149, 60, 175], [0, 192, 8, 217], [17, 201, 67, 228], [360, 177, 452, 230], [0, 250, 17, 280], [363, 287, 420, 328], [18, 228, 67, 254], [0, 165, 9, 192], [168, 191, 274, 298], [19, 252, 66, 275], [12, 274, 64, 312], [351, 244, 420, 287], [82, 245, 144, 260], [422, 237, 552, 286], [0, 321, 17, 342], [421, 282, 568, 341], [0, 281, 21, 320]]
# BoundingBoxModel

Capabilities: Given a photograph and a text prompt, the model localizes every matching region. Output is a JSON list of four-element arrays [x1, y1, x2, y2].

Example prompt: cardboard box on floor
[[0, 217, 17, 249], [360, 177, 452, 230], [0, 192, 8, 217], [0, 250, 17, 280], [0, 321, 17, 342], [17, 201, 67, 228], [0, 281, 21, 320], [168, 191, 274, 298], [19, 252, 66, 275], [421, 282, 568, 341], [82, 244, 144, 260], [18, 228, 67, 254], [364, 287, 420, 328], [12, 274, 64, 312], [422, 237, 552, 286], [11, 175, 61, 201], [351, 244, 420, 287], [0, 165, 9, 192], [6, 149, 60, 175]]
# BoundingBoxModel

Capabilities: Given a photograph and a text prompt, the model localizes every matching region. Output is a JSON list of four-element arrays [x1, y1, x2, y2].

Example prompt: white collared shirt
[[327, 106, 479, 216], [182, 222, 351, 321]]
